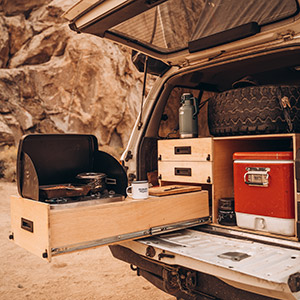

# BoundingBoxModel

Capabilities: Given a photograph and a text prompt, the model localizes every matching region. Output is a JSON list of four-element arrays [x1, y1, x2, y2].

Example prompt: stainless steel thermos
[[179, 93, 199, 138]]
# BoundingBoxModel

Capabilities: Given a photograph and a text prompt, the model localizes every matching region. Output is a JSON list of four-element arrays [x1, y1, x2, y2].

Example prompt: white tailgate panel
[[122, 229, 300, 300]]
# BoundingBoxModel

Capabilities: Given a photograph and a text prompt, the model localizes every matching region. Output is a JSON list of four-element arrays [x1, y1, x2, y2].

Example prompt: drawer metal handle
[[174, 146, 191, 155], [21, 218, 34, 233], [175, 167, 191, 176], [244, 167, 270, 187]]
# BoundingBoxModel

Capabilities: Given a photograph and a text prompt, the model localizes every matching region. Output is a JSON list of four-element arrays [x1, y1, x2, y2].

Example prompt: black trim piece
[[69, 22, 80, 33], [188, 22, 261, 53], [198, 225, 300, 251], [131, 51, 171, 76]]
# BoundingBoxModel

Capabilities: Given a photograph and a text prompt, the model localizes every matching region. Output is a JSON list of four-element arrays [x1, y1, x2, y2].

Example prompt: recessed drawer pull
[[175, 167, 192, 176], [21, 218, 34, 233], [174, 146, 191, 155]]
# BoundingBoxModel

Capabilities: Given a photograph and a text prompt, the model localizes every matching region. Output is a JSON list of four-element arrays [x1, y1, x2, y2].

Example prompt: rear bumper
[[109, 244, 277, 300]]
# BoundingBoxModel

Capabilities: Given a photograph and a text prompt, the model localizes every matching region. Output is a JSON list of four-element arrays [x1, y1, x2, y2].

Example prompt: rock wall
[[0, 0, 148, 159]]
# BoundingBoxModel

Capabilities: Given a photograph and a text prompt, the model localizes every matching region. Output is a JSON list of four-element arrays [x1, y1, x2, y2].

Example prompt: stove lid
[[17, 134, 127, 200]]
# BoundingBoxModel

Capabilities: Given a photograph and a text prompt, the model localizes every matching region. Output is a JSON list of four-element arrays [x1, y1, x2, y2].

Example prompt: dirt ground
[[0, 182, 174, 300]]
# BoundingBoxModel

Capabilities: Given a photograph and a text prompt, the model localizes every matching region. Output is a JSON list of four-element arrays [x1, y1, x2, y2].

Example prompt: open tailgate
[[120, 228, 300, 300]]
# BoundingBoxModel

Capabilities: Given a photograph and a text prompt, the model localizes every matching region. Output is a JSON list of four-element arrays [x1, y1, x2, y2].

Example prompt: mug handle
[[126, 186, 132, 197]]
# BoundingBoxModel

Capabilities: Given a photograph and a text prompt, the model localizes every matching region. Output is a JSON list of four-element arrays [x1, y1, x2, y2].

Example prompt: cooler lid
[[233, 151, 293, 161]]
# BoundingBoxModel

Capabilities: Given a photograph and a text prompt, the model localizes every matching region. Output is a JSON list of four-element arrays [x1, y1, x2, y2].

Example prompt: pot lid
[[76, 172, 107, 180]]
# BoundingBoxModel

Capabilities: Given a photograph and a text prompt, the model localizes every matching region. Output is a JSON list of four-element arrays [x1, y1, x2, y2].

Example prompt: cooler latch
[[244, 167, 270, 187]]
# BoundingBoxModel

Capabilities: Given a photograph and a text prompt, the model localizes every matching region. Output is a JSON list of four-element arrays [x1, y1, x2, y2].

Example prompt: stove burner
[[44, 189, 117, 204]]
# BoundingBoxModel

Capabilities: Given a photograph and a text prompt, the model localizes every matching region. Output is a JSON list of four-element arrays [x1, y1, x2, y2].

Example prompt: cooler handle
[[244, 167, 270, 187]]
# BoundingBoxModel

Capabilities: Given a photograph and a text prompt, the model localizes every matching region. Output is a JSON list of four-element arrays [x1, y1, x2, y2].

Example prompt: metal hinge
[[179, 59, 190, 68], [124, 150, 133, 162], [278, 30, 295, 41]]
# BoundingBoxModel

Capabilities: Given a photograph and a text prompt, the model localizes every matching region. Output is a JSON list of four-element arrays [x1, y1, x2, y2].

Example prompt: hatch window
[[110, 0, 298, 54]]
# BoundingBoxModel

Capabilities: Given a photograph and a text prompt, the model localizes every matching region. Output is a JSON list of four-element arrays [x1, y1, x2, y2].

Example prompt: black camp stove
[[17, 134, 127, 202], [42, 187, 123, 204]]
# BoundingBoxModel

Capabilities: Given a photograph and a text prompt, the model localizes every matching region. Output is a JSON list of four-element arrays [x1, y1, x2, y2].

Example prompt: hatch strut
[[138, 56, 148, 130], [137, 7, 158, 130]]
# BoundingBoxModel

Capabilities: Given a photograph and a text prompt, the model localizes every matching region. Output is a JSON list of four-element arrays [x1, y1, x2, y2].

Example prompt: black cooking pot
[[76, 172, 116, 193], [76, 172, 107, 193]]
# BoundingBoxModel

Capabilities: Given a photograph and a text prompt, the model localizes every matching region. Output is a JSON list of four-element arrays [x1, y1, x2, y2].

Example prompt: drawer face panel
[[10, 191, 209, 261], [158, 161, 213, 183], [158, 138, 213, 161]]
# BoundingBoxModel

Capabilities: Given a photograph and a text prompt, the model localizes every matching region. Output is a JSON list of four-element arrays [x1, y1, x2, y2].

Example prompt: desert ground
[[0, 182, 174, 300]]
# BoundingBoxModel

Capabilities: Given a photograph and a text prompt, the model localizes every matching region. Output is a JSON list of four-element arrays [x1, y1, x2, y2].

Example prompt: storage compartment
[[156, 134, 300, 238], [10, 134, 210, 260], [158, 138, 213, 184], [212, 134, 299, 239], [233, 151, 295, 236], [158, 161, 212, 183]]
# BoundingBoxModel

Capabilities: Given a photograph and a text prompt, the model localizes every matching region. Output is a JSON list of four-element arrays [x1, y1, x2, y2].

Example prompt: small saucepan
[[76, 172, 116, 193]]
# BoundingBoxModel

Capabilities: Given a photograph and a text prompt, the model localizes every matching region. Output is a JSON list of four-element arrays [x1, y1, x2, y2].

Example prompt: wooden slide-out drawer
[[158, 161, 213, 184], [10, 191, 209, 261], [158, 138, 213, 162]]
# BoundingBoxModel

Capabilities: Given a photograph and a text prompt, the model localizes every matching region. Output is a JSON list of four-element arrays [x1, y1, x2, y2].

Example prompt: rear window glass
[[110, 0, 298, 54]]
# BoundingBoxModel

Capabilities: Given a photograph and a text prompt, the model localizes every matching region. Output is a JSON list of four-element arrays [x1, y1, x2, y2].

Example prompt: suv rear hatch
[[63, 0, 299, 65]]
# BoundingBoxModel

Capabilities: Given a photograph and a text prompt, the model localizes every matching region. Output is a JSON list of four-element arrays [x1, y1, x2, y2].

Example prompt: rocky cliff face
[[0, 0, 148, 162]]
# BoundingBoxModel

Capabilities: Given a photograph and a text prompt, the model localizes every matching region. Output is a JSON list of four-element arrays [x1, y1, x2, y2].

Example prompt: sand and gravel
[[0, 182, 174, 300]]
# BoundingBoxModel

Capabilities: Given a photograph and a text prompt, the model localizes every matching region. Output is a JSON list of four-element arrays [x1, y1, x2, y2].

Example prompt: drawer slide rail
[[51, 217, 210, 256]]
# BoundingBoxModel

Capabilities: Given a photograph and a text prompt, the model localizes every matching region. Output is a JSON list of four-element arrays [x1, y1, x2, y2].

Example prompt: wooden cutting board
[[149, 185, 202, 196]]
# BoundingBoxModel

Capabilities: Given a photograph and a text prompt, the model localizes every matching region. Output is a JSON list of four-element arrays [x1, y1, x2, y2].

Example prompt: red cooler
[[233, 152, 295, 236]]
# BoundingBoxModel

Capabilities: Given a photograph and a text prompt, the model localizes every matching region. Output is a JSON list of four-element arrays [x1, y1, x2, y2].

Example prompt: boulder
[[0, 15, 9, 67], [1, 0, 50, 16], [0, 0, 148, 158], [5, 15, 33, 56]]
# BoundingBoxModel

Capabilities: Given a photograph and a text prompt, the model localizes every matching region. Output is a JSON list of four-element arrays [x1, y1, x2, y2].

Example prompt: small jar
[[217, 197, 237, 226]]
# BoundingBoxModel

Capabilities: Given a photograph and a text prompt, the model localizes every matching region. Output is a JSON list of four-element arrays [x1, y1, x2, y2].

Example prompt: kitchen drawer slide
[[10, 191, 209, 261]]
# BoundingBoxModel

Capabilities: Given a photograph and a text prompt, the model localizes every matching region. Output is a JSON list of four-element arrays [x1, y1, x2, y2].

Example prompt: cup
[[126, 180, 149, 199]]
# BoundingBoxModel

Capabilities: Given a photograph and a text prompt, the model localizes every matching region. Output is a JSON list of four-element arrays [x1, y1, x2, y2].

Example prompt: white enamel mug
[[126, 180, 149, 199]]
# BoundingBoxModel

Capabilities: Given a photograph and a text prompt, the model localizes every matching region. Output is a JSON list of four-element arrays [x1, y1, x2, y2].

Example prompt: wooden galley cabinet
[[158, 138, 213, 184]]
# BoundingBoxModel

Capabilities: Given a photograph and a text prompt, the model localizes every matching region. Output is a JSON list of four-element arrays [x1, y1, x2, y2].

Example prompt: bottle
[[179, 93, 199, 138]]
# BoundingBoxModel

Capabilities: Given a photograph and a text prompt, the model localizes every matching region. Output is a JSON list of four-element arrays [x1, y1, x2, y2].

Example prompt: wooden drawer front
[[158, 161, 213, 183], [158, 138, 213, 162], [10, 191, 209, 261]]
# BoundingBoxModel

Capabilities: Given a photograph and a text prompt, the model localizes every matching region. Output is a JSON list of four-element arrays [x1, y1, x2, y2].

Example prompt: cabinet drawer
[[158, 161, 213, 183], [10, 191, 209, 261], [158, 138, 213, 162]]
